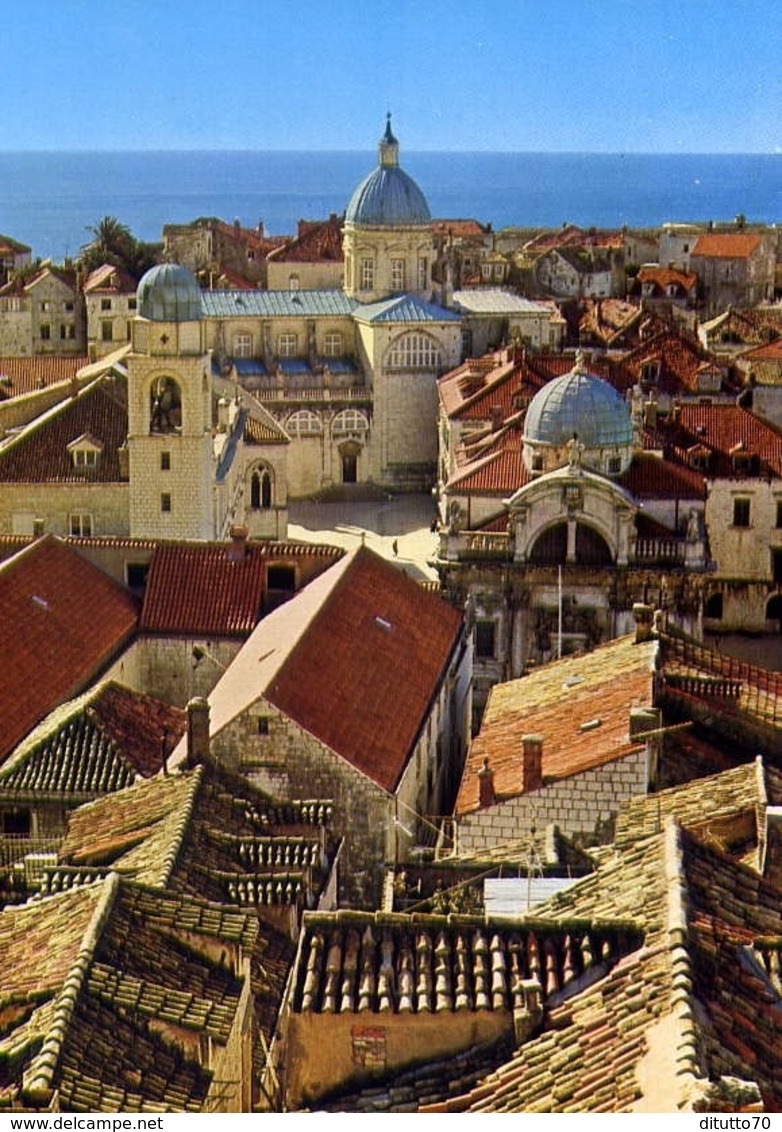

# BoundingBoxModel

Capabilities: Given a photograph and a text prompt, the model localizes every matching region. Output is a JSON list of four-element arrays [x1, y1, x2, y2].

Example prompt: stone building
[[0, 265, 85, 356], [83, 263, 138, 359], [169, 545, 472, 908]]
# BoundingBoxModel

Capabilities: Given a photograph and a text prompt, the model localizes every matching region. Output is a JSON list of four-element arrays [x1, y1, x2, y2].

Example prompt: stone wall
[[455, 747, 649, 855], [0, 482, 129, 538], [212, 700, 395, 909]]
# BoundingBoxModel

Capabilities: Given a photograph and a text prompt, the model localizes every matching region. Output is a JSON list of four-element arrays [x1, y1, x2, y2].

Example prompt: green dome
[[137, 263, 202, 322]]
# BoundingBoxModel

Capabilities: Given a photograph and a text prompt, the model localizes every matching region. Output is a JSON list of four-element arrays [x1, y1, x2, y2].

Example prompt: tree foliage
[[80, 215, 161, 278]]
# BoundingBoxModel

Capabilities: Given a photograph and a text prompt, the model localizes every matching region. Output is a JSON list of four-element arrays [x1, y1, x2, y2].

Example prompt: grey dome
[[523, 357, 633, 449], [345, 116, 431, 227], [137, 263, 202, 322]]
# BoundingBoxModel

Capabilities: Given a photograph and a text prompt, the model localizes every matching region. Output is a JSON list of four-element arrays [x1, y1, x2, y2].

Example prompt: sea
[[0, 150, 779, 263]]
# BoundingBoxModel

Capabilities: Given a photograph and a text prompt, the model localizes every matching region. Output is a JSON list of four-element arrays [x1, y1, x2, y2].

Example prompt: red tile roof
[[637, 265, 697, 291], [83, 264, 137, 294], [431, 219, 489, 238], [0, 536, 139, 764], [140, 541, 266, 635], [0, 377, 127, 482], [456, 635, 657, 815], [620, 452, 706, 500], [0, 355, 90, 400], [267, 215, 344, 264], [671, 402, 782, 477], [740, 337, 782, 361], [266, 547, 464, 792], [691, 233, 763, 258]]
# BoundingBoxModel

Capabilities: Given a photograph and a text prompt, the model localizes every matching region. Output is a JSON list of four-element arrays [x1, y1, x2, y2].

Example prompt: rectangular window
[[40, 324, 50, 340], [391, 258, 406, 292], [65, 301, 74, 312], [733, 498, 751, 528], [101, 298, 112, 311], [161, 493, 171, 513], [323, 331, 343, 357], [775, 500, 782, 528], [475, 620, 496, 659], [101, 320, 113, 342], [360, 258, 375, 291], [40, 300, 50, 312], [773, 549, 782, 584], [73, 449, 97, 468], [128, 297, 137, 310], [257, 718, 270, 736], [278, 333, 297, 357], [160, 451, 171, 470], [69, 513, 92, 537], [234, 332, 253, 358]]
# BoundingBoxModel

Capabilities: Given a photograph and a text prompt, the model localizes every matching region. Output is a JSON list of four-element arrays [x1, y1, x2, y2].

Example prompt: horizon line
[[0, 147, 779, 158]]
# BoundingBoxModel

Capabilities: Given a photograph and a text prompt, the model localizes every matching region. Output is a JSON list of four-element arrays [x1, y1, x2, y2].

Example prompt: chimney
[[227, 524, 249, 561], [478, 757, 497, 808], [490, 405, 503, 432], [217, 395, 231, 432], [522, 734, 543, 793], [643, 398, 658, 430], [186, 698, 210, 767], [632, 602, 655, 644]]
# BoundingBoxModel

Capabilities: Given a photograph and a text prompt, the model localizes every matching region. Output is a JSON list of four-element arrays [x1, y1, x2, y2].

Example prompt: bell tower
[[126, 264, 215, 539]]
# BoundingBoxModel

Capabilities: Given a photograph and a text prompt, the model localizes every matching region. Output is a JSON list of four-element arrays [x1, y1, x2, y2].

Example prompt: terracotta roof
[[0, 536, 138, 765], [140, 540, 266, 636], [0, 681, 184, 799], [0, 874, 256, 1112], [267, 547, 464, 792], [267, 214, 344, 264], [620, 452, 706, 500], [420, 819, 782, 1113], [525, 225, 624, 252], [670, 402, 782, 477], [691, 233, 763, 258], [456, 635, 657, 815], [185, 547, 463, 793], [292, 909, 641, 1018], [0, 376, 128, 482], [83, 264, 137, 294], [0, 356, 90, 400], [739, 336, 782, 361], [578, 299, 642, 347], [431, 219, 489, 238], [637, 265, 697, 291], [614, 759, 765, 847]]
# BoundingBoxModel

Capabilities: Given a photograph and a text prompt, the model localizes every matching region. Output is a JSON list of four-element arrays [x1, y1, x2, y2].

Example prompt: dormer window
[[67, 434, 103, 470]]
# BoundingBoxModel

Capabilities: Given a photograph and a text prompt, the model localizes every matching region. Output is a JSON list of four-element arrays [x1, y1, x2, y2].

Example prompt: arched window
[[386, 332, 442, 370], [332, 409, 369, 436], [286, 409, 322, 436], [150, 376, 182, 433], [250, 466, 273, 510]]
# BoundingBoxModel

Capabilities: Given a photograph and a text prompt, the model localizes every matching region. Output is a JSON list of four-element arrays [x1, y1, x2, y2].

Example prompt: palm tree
[[80, 215, 161, 277]]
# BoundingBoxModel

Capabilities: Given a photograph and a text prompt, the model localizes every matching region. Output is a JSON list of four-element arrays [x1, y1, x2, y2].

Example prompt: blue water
[[0, 150, 778, 263]]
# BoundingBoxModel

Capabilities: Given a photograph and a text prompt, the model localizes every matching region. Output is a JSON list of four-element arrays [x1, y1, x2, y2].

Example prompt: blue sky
[[6, 0, 780, 152]]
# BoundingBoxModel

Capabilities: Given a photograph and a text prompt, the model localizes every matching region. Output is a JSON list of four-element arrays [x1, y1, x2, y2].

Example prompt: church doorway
[[338, 440, 361, 485]]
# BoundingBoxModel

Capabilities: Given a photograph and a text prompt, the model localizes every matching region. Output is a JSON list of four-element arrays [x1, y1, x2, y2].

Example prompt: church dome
[[345, 116, 431, 227], [523, 354, 633, 449], [137, 263, 202, 322]]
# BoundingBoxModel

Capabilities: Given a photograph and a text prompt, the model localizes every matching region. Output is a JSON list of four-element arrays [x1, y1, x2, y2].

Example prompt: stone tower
[[126, 263, 215, 539]]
